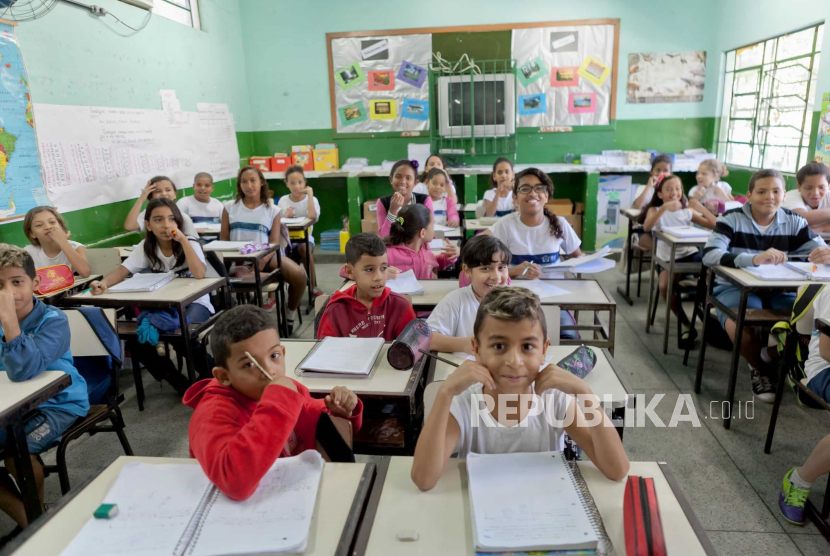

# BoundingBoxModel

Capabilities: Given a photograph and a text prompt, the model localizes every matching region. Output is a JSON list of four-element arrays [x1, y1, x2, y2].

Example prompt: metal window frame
[[155, 0, 201, 30]]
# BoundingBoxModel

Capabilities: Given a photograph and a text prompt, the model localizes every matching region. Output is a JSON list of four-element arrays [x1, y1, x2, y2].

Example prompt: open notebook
[[467, 452, 612, 554], [298, 336, 384, 378], [61, 451, 324, 556], [541, 246, 611, 270], [743, 262, 830, 281], [660, 226, 711, 238], [108, 271, 175, 293]]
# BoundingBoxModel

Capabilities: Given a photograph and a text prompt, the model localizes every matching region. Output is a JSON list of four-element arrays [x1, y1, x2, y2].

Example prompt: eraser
[[94, 503, 119, 519], [396, 530, 419, 542]]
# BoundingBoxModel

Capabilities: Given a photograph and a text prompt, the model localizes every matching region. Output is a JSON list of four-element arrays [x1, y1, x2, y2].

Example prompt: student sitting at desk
[[22, 206, 91, 278], [385, 204, 459, 279], [483, 157, 516, 217], [0, 245, 89, 529], [124, 175, 198, 237], [413, 153, 458, 203], [376, 159, 433, 237], [177, 172, 225, 223], [688, 159, 734, 206], [428, 234, 511, 355], [184, 305, 363, 501], [92, 198, 214, 394], [631, 154, 673, 253], [486, 167, 583, 340], [782, 162, 830, 233], [278, 165, 322, 297], [424, 168, 459, 228], [411, 287, 629, 491], [702, 169, 830, 402], [641, 175, 716, 349]]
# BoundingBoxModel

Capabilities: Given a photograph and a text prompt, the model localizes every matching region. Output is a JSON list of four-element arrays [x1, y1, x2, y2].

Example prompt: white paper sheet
[[408, 143, 432, 171], [661, 226, 711, 238], [542, 246, 611, 269], [386, 269, 424, 295], [281, 216, 306, 225], [301, 337, 384, 375], [743, 265, 805, 281], [108, 271, 175, 293], [202, 241, 254, 251], [510, 279, 570, 299]]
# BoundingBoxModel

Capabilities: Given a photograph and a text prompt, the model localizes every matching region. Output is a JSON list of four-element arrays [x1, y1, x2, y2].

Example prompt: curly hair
[[210, 305, 279, 368], [0, 243, 35, 279], [473, 286, 547, 340]]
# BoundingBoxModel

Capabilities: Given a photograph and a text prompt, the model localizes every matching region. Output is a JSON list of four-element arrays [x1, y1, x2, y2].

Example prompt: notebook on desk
[[743, 262, 830, 281], [108, 271, 175, 293], [61, 452, 324, 556], [541, 247, 611, 270], [660, 226, 711, 238], [281, 217, 306, 225], [298, 337, 384, 378]]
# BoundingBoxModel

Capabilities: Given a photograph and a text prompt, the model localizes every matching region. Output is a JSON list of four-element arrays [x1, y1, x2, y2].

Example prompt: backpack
[[771, 284, 826, 409]]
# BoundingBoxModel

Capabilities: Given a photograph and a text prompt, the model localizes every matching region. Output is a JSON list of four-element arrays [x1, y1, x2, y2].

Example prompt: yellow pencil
[[245, 351, 271, 380]]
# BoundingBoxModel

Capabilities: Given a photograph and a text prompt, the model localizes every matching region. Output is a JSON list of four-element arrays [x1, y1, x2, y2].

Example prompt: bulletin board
[[326, 19, 619, 135]]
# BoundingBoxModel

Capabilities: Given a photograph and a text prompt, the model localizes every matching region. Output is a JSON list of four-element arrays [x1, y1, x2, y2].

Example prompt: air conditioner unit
[[119, 0, 153, 10]]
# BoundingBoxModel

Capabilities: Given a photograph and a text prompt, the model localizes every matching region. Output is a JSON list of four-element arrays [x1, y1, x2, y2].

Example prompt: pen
[[79, 287, 92, 295], [521, 265, 530, 277], [418, 349, 460, 368], [245, 351, 272, 380]]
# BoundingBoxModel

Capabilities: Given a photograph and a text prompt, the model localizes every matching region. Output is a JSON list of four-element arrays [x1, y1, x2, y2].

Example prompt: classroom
[[0, 0, 829, 554]]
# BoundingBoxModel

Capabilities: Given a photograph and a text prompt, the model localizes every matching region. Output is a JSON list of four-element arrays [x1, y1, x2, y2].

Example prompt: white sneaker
[[750, 368, 775, 403]]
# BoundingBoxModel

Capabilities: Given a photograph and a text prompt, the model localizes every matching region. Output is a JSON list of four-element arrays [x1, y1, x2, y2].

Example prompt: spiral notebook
[[467, 452, 613, 555], [108, 271, 175, 293], [60, 451, 324, 556]]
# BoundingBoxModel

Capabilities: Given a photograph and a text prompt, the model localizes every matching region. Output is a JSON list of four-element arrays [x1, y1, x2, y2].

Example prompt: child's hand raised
[[326, 386, 358, 417], [534, 364, 590, 397], [140, 181, 157, 199], [440, 360, 496, 397], [753, 248, 788, 266]]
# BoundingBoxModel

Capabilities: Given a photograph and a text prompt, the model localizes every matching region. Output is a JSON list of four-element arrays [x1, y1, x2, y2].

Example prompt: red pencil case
[[624, 475, 666, 556], [35, 264, 75, 295]]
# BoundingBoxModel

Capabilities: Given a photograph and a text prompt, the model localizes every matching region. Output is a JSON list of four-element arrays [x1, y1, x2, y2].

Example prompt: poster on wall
[[596, 175, 633, 250], [626, 51, 707, 103], [815, 93, 830, 165]]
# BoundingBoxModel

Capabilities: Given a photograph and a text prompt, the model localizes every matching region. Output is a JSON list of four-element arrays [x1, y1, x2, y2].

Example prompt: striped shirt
[[702, 203, 824, 282]]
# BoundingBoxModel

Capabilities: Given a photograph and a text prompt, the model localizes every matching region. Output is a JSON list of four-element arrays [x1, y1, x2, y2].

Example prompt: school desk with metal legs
[[616, 207, 645, 306], [646, 229, 710, 354], [287, 217, 315, 315], [351, 457, 717, 556], [4, 456, 377, 556], [0, 371, 69, 525], [283, 340, 429, 455]]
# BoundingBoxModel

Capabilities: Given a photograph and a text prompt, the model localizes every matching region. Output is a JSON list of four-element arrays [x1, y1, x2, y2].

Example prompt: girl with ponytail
[[384, 204, 459, 279]]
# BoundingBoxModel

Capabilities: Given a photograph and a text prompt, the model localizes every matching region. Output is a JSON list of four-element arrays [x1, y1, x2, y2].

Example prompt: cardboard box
[[269, 155, 292, 172], [363, 200, 378, 221], [291, 145, 314, 171], [361, 219, 379, 235], [574, 202, 585, 214], [313, 148, 339, 171], [546, 199, 573, 216], [562, 214, 582, 238], [249, 157, 270, 172]]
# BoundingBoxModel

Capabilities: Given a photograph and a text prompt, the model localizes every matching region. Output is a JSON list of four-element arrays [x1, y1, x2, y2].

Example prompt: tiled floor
[[4, 264, 830, 555]]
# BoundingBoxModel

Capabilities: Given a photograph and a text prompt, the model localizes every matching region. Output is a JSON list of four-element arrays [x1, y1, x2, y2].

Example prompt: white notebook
[[203, 241, 267, 251], [661, 226, 711, 238], [467, 452, 610, 553], [108, 271, 175, 293], [61, 452, 324, 556], [744, 262, 830, 281], [299, 337, 384, 378], [386, 269, 424, 295], [281, 217, 306, 225], [541, 246, 611, 269], [510, 279, 570, 299]]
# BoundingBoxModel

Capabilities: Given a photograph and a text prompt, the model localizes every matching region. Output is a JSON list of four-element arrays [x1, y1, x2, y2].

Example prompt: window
[[718, 23, 823, 173], [152, 0, 200, 29]]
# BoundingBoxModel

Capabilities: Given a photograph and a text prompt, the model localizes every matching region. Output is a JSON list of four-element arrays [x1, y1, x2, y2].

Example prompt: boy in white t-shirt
[[177, 172, 225, 223], [782, 162, 830, 233], [277, 165, 322, 295], [411, 287, 629, 491]]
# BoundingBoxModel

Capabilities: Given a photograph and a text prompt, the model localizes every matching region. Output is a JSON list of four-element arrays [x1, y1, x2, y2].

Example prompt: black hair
[[748, 169, 785, 193], [490, 157, 514, 188], [210, 305, 278, 368], [473, 286, 547, 341], [419, 153, 447, 182], [148, 175, 177, 200], [390, 159, 418, 181], [285, 164, 305, 181], [796, 162, 830, 185], [345, 233, 387, 265], [424, 168, 450, 188], [461, 234, 511, 269], [235, 165, 271, 206], [194, 172, 214, 183], [143, 198, 187, 271], [636, 175, 687, 224], [513, 168, 562, 238], [651, 154, 673, 173], [386, 203, 432, 246]]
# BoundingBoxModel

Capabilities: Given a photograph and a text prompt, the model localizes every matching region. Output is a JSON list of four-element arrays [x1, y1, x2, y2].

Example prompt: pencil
[[418, 349, 460, 368], [245, 351, 271, 380]]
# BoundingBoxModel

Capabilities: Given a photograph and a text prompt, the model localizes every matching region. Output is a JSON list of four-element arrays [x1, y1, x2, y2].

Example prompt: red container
[[249, 157, 270, 172], [270, 156, 291, 172]]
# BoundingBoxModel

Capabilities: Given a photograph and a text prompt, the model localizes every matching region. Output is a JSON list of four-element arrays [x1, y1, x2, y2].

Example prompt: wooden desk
[[646, 229, 711, 354], [354, 457, 716, 556], [340, 279, 617, 353], [36, 275, 101, 306], [0, 371, 69, 524], [286, 217, 315, 315], [284, 340, 429, 455], [7, 456, 375, 556], [429, 347, 633, 438], [62, 278, 227, 382]]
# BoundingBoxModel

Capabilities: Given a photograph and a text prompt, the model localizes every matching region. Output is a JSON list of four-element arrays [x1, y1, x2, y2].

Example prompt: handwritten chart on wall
[[35, 103, 239, 213]]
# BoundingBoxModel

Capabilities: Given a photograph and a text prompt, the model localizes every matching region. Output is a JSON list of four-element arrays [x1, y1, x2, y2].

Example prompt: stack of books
[[320, 229, 342, 252]]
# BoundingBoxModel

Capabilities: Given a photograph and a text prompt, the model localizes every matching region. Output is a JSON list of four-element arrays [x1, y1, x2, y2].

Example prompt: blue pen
[[79, 287, 92, 295], [521, 265, 531, 277]]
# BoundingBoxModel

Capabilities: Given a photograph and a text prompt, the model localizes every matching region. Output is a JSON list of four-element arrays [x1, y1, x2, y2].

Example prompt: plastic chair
[[86, 248, 121, 276]]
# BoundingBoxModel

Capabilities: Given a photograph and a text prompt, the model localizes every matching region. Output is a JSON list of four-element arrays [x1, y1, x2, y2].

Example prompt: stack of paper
[[661, 226, 711, 238], [281, 216, 306, 226], [386, 269, 425, 295], [202, 241, 250, 251], [109, 272, 175, 293], [299, 337, 384, 378]]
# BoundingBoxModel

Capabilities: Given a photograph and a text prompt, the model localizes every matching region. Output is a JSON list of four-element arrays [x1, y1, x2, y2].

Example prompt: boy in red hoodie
[[184, 305, 363, 501], [317, 233, 416, 340]]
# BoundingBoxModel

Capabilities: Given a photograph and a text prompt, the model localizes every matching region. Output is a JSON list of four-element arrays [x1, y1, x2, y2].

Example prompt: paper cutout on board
[[335, 62, 366, 91], [370, 99, 397, 120], [550, 31, 578, 52], [518, 56, 548, 87], [568, 92, 596, 114], [577, 56, 610, 87], [401, 98, 429, 121], [518, 93, 546, 115], [361, 39, 389, 61], [368, 70, 395, 91], [551, 67, 579, 88], [338, 102, 368, 126], [398, 60, 427, 88]]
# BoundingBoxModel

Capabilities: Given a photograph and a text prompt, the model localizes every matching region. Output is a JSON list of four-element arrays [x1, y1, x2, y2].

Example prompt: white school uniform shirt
[[277, 194, 321, 242], [483, 189, 516, 216], [805, 287, 830, 382], [137, 210, 198, 237], [449, 383, 571, 458], [491, 212, 581, 279], [177, 196, 225, 222], [782, 188, 830, 212], [431, 196, 448, 226], [653, 208, 698, 260], [426, 286, 479, 355], [688, 181, 732, 203], [414, 181, 456, 196], [121, 239, 214, 315], [25, 241, 84, 272], [224, 200, 281, 244]]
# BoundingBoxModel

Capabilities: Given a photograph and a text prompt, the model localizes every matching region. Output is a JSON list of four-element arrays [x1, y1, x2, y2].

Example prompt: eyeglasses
[[516, 184, 548, 195]]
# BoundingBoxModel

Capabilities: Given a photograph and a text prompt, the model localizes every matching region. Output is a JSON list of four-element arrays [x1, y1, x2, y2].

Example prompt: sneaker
[[312, 288, 325, 298], [155, 342, 167, 357], [262, 297, 277, 311], [779, 467, 809, 525], [750, 367, 775, 403]]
